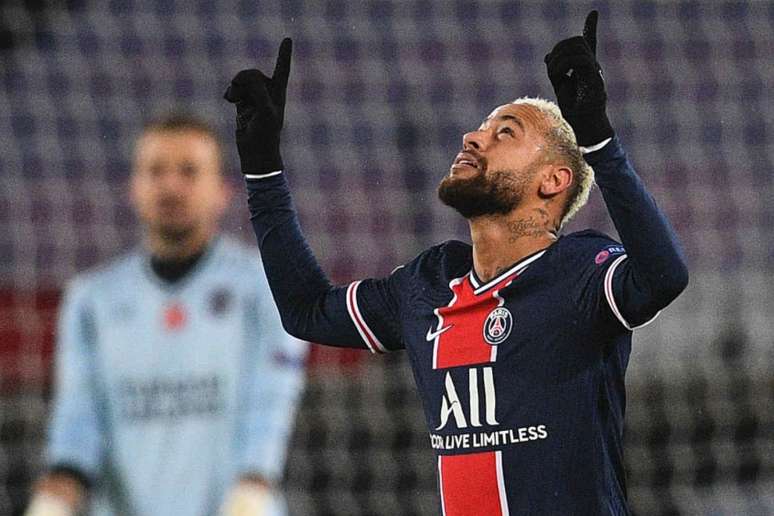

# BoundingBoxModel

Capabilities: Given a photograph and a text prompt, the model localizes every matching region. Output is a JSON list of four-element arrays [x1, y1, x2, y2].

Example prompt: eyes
[[470, 119, 522, 143], [497, 126, 515, 138], [144, 161, 200, 179]]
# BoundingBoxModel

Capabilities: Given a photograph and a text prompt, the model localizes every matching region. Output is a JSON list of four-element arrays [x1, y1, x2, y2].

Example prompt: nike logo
[[426, 324, 453, 342]]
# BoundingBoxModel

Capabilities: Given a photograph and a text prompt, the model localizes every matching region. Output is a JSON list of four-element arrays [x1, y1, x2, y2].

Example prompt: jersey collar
[[141, 236, 221, 293], [469, 248, 547, 295]]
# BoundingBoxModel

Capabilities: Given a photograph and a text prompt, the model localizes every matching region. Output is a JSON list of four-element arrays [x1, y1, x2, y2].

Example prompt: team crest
[[483, 307, 512, 345], [209, 287, 232, 316]]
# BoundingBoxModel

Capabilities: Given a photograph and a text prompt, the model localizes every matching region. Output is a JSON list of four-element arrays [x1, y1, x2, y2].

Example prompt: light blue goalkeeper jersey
[[46, 236, 307, 516]]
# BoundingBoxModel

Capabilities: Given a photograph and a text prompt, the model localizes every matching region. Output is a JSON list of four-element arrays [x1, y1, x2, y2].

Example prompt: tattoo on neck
[[507, 216, 544, 242], [534, 207, 550, 222], [534, 206, 560, 237]]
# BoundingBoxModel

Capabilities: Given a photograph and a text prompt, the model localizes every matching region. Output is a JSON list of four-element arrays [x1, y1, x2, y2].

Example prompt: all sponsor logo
[[483, 307, 512, 345], [436, 367, 498, 431], [432, 367, 550, 450]]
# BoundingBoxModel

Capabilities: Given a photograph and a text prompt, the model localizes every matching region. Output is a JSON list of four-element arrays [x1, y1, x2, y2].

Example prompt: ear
[[539, 164, 573, 197]]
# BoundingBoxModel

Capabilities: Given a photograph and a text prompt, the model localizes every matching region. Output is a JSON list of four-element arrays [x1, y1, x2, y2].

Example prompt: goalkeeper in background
[[225, 11, 688, 515], [25, 114, 307, 516]]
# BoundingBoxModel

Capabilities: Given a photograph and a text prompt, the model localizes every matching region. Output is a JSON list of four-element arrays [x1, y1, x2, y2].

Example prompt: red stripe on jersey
[[434, 274, 516, 369], [439, 451, 508, 516]]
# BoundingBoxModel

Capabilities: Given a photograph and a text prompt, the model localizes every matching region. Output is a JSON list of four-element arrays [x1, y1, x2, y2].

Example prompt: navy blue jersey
[[350, 233, 635, 514], [245, 137, 688, 515]]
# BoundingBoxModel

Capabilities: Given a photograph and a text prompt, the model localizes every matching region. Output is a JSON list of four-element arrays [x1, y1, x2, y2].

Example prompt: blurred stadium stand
[[1, 1, 773, 515]]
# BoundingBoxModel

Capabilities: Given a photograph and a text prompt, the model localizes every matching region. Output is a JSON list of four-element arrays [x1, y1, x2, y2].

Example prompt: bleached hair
[[511, 97, 594, 228]]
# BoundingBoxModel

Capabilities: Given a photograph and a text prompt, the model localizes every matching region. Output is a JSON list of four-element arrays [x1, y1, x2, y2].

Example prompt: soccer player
[[224, 12, 687, 515], [25, 114, 307, 516]]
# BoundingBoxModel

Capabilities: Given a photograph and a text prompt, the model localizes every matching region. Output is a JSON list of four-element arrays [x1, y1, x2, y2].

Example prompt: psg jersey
[[245, 136, 688, 516], [345, 231, 642, 515]]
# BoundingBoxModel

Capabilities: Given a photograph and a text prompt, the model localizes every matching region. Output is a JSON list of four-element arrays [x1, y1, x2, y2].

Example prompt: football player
[[225, 12, 687, 515]]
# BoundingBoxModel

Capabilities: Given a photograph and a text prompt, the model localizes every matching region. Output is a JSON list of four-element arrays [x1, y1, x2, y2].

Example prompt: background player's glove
[[224, 38, 292, 176], [544, 11, 613, 147], [219, 483, 272, 516], [24, 493, 74, 516]]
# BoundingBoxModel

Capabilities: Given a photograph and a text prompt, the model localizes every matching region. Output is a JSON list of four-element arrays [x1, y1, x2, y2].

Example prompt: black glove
[[544, 11, 613, 147], [224, 38, 292, 175]]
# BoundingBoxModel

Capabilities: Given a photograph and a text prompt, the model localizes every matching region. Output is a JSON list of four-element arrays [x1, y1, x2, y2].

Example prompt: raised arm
[[546, 12, 689, 327], [224, 40, 403, 352]]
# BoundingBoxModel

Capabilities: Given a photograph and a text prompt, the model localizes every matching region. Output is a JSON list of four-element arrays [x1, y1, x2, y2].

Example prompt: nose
[[147, 171, 186, 202], [463, 130, 484, 151], [157, 168, 188, 190]]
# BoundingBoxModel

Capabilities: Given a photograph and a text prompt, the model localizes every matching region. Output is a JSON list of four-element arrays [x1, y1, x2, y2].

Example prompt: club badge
[[209, 287, 232, 317], [484, 307, 512, 345]]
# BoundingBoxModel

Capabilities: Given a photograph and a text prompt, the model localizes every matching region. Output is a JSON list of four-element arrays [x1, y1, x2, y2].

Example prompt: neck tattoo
[[507, 215, 544, 242]]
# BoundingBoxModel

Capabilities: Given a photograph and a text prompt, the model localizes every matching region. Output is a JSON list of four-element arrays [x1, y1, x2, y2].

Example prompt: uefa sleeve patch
[[595, 245, 626, 265]]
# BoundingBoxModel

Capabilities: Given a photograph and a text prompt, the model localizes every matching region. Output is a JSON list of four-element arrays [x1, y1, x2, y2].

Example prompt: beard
[[149, 219, 196, 245], [157, 225, 195, 244], [437, 162, 537, 219], [146, 197, 197, 243]]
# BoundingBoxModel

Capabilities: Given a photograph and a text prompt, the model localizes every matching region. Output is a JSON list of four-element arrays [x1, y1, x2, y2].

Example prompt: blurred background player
[[24, 114, 307, 516], [224, 12, 688, 515]]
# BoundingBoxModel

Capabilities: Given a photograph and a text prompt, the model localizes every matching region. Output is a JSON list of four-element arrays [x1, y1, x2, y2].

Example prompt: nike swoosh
[[426, 324, 453, 342]]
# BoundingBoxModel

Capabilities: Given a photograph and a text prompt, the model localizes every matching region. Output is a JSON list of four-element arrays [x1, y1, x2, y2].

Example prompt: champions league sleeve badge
[[483, 307, 512, 345]]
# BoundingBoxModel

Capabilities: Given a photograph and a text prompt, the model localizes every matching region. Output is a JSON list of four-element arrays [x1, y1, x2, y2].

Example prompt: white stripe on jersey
[[438, 456, 448, 516], [244, 170, 283, 179], [432, 276, 465, 370], [489, 275, 515, 363], [345, 281, 387, 354], [603, 254, 661, 330], [471, 250, 546, 295], [496, 450, 510, 516]]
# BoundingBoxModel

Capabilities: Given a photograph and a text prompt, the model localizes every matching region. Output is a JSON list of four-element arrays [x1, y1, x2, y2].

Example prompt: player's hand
[[224, 38, 292, 176], [544, 11, 613, 147], [219, 480, 272, 516], [24, 473, 84, 516]]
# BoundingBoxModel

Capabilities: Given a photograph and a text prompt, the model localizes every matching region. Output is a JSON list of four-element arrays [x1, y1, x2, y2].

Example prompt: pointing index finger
[[583, 10, 598, 55], [272, 37, 293, 90]]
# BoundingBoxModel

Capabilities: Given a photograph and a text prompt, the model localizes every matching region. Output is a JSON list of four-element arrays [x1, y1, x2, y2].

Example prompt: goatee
[[154, 223, 196, 245], [438, 168, 529, 219]]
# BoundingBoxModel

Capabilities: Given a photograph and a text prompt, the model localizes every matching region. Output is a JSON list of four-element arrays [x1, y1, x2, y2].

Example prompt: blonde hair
[[510, 97, 594, 228]]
